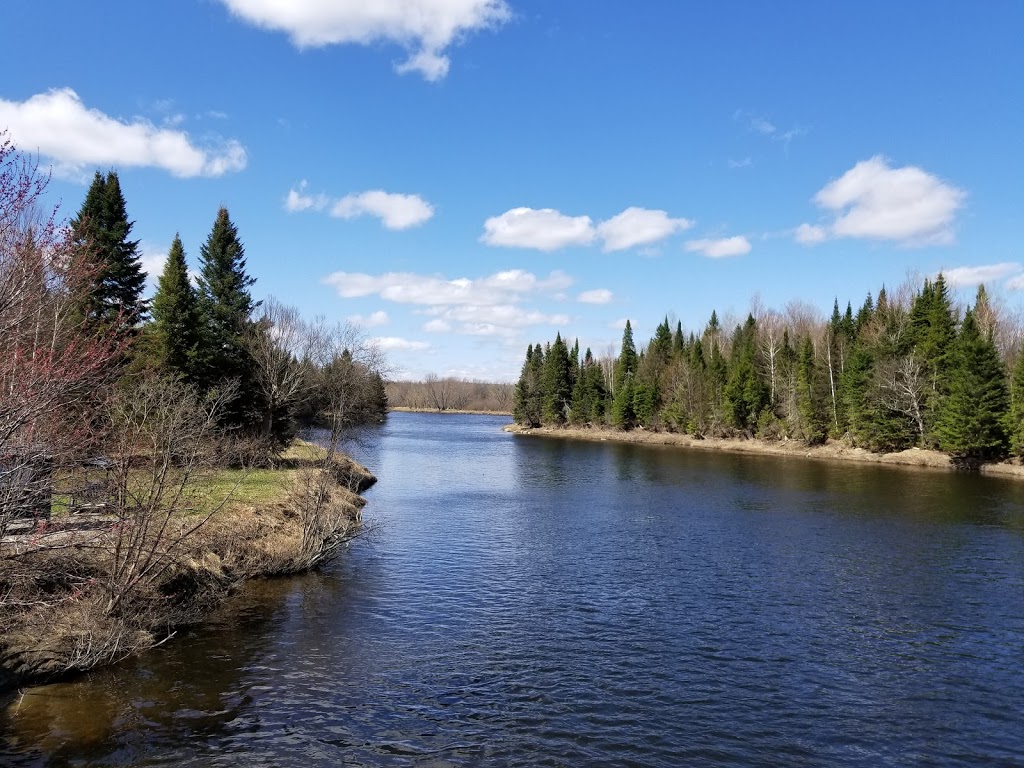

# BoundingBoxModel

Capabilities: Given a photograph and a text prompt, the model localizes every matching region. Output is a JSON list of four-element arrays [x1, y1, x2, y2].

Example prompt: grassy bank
[[0, 441, 375, 692], [505, 424, 1024, 479]]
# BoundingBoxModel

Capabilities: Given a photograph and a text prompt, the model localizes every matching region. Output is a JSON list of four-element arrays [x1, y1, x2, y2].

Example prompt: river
[[3, 411, 1024, 766]]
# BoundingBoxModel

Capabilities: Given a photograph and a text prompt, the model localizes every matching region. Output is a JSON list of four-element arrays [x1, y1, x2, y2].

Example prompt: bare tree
[[245, 297, 313, 440], [877, 353, 928, 444], [757, 309, 785, 406]]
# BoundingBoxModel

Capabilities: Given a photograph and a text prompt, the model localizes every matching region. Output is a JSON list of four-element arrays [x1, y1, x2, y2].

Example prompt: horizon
[[2, 1, 1021, 382]]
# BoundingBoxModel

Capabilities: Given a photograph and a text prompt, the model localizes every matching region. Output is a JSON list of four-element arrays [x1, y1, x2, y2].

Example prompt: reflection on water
[[3, 412, 1024, 767]]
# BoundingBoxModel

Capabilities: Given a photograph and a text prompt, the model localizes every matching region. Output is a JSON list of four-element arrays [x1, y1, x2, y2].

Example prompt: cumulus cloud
[[797, 156, 966, 246], [596, 207, 693, 252], [285, 184, 434, 229], [332, 190, 434, 230], [423, 304, 570, 337], [943, 263, 1022, 288], [482, 206, 693, 252], [685, 236, 752, 258], [577, 289, 613, 304], [0, 88, 246, 179], [371, 336, 432, 351], [482, 207, 596, 251], [322, 268, 573, 338], [347, 310, 389, 327], [323, 268, 571, 305], [217, 0, 510, 81]]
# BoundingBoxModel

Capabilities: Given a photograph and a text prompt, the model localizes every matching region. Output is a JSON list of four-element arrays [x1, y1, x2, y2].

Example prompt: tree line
[[514, 276, 1022, 465], [387, 376, 514, 413]]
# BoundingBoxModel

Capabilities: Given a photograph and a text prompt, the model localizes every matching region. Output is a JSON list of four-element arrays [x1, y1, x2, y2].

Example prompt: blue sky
[[2, 1, 1022, 380]]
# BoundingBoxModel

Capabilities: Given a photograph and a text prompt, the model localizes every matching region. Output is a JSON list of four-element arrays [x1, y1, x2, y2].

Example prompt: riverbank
[[0, 441, 375, 692], [505, 423, 1024, 479]]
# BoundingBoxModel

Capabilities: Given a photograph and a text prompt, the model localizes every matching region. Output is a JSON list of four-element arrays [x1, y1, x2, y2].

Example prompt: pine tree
[[196, 207, 260, 427], [796, 336, 828, 444], [70, 170, 147, 327], [571, 348, 606, 425], [937, 309, 1010, 463], [150, 234, 202, 382]]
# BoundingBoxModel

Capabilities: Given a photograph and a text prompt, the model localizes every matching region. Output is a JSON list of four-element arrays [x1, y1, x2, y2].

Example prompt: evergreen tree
[[796, 336, 828, 444], [150, 234, 202, 383], [196, 207, 260, 427], [70, 170, 147, 326], [542, 333, 572, 424], [937, 309, 1010, 462], [1008, 350, 1024, 456], [571, 348, 606, 425], [724, 315, 768, 434], [612, 321, 638, 428]]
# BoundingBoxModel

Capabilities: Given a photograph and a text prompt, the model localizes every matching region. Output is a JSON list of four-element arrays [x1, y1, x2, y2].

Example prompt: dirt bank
[[0, 449, 376, 692], [504, 423, 1024, 479]]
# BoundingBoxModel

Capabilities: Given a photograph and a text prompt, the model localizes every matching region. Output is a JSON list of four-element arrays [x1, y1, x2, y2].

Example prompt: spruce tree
[[70, 170, 148, 326], [612, 321, 638, 428], [541, 333, 572, 424], [937, 309, 1009, 462], [197, 207, 260, 427], [1008, 351, 1024, 456], [150, 234, 202, 383]]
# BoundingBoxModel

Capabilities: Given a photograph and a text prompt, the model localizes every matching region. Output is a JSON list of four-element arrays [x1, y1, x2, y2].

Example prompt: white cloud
[[332, 190, 434, 230], [286, 185, 434, 229], [0, 88, 246, 179], [751, 116, 776, 135], [943, 263, 1022, 288], [728, 157, 752, 169], [1005, 275, 1024, 292], [685, 236, 752, 258], [799, 156, 966, 246], [609, 318, 630, 330], [482, 207, 596, 251], [596, 207, 693, 252], [139, 242, 169, 290], [285, 180, 328, 212], [323, 268, 571, 305], [323, 268, 573, 339], [794, 223, 827, 245], [348, 310, 389, 327], [423, 304, 569, 337], [423, 319, 452, 333], [217, 0, 510, 81], [372, 336, 432, 351], [577, 289, 613, 304]]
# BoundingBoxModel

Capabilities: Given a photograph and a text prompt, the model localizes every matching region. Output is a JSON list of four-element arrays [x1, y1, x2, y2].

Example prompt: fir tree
[[612, 321, 638, 428], [196, 207, 260, 427], [150, 234, 202, 383], [937, 309, 1009, 462], [70, 170, 147, 326], [542, 333, 572, 424]]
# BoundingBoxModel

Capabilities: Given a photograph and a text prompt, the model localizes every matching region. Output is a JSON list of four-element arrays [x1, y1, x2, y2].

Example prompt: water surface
[[3, 412, 1024, 766]]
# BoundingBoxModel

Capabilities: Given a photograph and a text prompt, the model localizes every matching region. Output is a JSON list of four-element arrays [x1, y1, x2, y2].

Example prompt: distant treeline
[[514, 276, 1023, 464], [387, 376, 514, 413]]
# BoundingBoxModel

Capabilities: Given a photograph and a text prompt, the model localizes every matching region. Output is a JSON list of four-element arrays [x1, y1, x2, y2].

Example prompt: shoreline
[[389, 406, 512, 416], [0, 444, 376, 693], [504, 423, 1024, 480]]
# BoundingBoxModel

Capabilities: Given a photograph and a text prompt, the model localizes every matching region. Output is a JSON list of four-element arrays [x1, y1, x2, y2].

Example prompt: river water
[[3, 411, 1024, 766]]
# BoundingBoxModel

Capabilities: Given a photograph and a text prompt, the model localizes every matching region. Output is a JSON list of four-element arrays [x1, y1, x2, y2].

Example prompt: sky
[[2, 1, 1022, 381]]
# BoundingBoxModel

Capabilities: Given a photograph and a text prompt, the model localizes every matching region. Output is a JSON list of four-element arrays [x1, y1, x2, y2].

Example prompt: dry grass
[[0, 439, 376, 690]]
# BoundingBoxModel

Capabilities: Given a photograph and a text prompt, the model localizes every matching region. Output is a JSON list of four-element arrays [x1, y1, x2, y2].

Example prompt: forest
[[514, 278, 1021, 465]]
